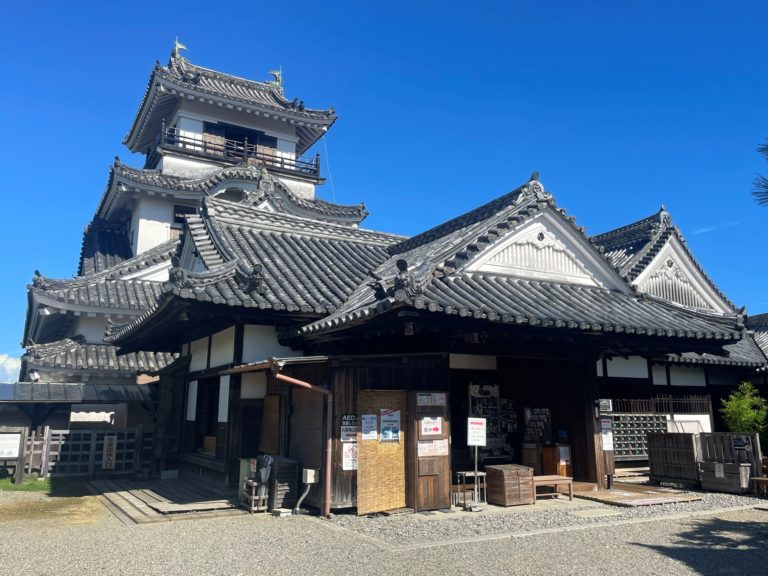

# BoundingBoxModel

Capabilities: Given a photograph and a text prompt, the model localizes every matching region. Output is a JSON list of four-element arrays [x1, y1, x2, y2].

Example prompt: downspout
[[272, 366, 333, 518]]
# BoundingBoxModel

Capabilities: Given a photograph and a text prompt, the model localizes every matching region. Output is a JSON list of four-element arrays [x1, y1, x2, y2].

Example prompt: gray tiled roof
[[300, 180, 743, 341], [23, 337, 177, 374], [78, 220, 132, 276], [106, 197, 402, 343], [125, 54, 336, 155], [666, 333, 767, 368], [591, 208, 736, 310], [0, 382, 158, 403], [96, 160, 367, 224], [748, 313, 768, 357], [32, 238, 178, 311]]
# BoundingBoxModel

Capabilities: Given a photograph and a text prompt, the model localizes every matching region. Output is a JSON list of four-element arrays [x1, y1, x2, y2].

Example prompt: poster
[[467, 417, 486, 446], [342, 443, 358, 471], [361, 414, 378, 440], [600, 417, 614, 451], [418, 440, 450, 457], [417, 393, 447, 406], [731, 435, 752, 452], [0, 433, 21, 459], [380, 409, 401, 442], [102, 435, 117, 470], [420, 416, 443, 436], [340, 414, 358, 442]]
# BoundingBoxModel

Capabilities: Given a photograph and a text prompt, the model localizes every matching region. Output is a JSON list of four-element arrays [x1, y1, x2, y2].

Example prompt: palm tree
[[755, 140, 768, 206]]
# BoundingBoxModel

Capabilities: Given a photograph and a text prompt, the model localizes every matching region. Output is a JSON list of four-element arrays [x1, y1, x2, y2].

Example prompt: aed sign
[[467, 417, 487, 447]]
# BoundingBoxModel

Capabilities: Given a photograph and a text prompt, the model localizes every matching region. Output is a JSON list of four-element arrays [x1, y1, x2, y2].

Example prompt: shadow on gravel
[[634, 515, 768, 575]]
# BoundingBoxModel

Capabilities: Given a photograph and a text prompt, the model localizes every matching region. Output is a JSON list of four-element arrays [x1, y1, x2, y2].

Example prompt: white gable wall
[[242, 325, 294, 363], [632, 236, 733, 315], [466, 210, 629, 292], [131, 196, 175, 256]]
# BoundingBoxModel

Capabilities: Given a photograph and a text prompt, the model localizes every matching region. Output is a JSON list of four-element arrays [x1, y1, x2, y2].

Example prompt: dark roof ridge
[[592, 206, 668, 246], [203, 196, 403, 246], [35, 236, 179, 289]]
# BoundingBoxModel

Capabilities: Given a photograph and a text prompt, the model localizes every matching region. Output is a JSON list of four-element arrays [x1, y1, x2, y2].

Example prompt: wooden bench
[[533, 475, 573, 502], [752, 477, 768, 498]]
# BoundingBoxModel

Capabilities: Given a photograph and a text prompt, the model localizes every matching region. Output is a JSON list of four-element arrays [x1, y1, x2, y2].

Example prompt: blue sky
[[1, 1, 766, 380]]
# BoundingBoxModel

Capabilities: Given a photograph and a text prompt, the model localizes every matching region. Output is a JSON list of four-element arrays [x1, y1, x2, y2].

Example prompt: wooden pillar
[[583, 351, 606, 488]]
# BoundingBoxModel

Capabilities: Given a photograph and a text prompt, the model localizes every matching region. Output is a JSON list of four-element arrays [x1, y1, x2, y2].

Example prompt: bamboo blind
[[357, 390, 407, 515]]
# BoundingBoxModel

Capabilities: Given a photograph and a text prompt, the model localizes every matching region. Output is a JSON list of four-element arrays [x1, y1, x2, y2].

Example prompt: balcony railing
[[157, 126, 320, 178]]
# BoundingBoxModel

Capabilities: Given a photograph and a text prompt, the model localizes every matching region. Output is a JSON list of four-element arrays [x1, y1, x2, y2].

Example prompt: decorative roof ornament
[[517, 171, 551, 203], [269, 67, 283, 93], [172, 37, 188, 59]]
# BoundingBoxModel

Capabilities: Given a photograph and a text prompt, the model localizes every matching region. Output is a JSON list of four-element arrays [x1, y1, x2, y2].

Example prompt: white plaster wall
[[160, 155, 221, 178], [652, 364, 668, 385], [210, 327, 235, 368], [669, 365, 706, 387], [189, 338, 208, 372], [218, 375, 230, 423], [70, 404, 127, 427], [605, 356, 649, 379], [241, 372, 267, 399], [449, 354, 497, 371], [175, 100, 299, 143], [131, 196, 175, 255], [242, 325, 295, 363], [77, 316, 108, 344], [277, 176, 315, 200], [667, 414, 712, 433], [186, 380, 198, 421]]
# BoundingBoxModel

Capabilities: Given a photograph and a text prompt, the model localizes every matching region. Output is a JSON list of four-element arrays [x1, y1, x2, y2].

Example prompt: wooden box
[[542, 444, 573, 477], [485, 464, 534, 506], [699, 462, 751, 494]]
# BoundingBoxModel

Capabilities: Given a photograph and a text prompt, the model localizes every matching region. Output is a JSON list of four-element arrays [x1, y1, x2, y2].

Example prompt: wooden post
[[13, 428, 27, 484], [40, 426, 51, 479], [135, 425, 143, 474], [88, 431, 97, 477]]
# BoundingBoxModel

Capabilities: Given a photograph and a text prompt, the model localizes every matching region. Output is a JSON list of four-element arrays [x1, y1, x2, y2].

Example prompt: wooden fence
[[23, 427, 152, 478]]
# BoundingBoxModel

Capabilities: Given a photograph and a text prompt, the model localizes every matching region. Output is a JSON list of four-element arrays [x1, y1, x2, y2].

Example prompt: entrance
[[408, 391, 451, 512]]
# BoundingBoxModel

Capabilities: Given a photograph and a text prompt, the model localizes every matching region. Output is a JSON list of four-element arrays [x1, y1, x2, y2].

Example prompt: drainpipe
[[272, 367, 333, 518]]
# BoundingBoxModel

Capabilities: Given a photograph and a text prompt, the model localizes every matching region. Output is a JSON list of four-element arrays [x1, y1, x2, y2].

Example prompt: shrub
[[720, 382, 768, 443]]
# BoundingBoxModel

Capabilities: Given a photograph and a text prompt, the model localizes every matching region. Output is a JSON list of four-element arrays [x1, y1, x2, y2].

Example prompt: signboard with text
[[0, 433, 21, 459], [467, 418, 487, 447]]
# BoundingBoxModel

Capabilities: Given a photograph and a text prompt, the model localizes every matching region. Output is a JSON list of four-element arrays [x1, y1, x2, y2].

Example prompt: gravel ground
[[1, 489, 767, 575], [329, 489, 765, 545]]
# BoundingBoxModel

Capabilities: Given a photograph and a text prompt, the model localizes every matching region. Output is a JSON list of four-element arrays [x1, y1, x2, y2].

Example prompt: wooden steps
[[88, 478, 243, 525]]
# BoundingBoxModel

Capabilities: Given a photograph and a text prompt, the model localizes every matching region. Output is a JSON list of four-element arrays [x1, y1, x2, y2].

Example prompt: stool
[[752, 477, 768, 498], [456, 471, 487, 507]]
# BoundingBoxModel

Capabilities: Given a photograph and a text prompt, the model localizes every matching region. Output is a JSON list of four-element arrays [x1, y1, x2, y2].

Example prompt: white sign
[[467, 417, 487, 446], [340, 414, 358, 442], [715, 462, 725, 479], [0, 433, 21, 459], [342, 443, 358, 471], [380, 409, 401, 442], [361, 414, 378, 440], [417, 393, 447, 407], [600, 417, 614, 451], [102, 435, 117, 470], [421, 416, 443, 436], [418, 439, 450, 457]]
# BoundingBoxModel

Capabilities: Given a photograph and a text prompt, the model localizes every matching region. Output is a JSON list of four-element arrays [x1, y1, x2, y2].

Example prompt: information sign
[[342, 443, 358, 471], [361, 414, 377, 440], [600, 417, 614, 451], [420, 416, 442, 436], [0, 433, 21, 459], [467, 417, 487, 447], [102, 435, 117, 470], [340, 414, 358, 442], [380, 409, 401, 442]]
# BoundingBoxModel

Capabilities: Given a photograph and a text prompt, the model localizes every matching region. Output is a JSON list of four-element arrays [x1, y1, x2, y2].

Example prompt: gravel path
[[1, 489, 766, 575]]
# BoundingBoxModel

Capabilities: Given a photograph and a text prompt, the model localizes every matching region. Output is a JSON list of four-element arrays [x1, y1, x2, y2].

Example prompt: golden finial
[[173, 37, 188, 59], [269, 66, 283, 90]]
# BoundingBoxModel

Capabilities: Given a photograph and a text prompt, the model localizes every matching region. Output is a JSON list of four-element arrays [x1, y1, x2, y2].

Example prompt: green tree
[[755, 141, 768, 206], [720, 382, 768, 436]]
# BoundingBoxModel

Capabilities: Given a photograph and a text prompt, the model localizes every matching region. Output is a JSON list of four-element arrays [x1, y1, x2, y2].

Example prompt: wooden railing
[[158, 127, 320, 178], [610, 394, 712, 415]]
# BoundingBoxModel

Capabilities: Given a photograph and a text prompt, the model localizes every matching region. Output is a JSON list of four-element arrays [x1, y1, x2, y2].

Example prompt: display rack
[[611, 413, 668, 461], [468, 384, 517, 460]]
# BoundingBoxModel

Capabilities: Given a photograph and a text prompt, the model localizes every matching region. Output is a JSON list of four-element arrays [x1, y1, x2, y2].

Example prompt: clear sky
[[1, 1, 766, 381]]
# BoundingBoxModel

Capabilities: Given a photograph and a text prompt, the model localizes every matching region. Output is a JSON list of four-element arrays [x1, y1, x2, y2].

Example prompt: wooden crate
[[648, 433, 700, 485], [485, 464, 534, 506], [699, 462, 751, 494]]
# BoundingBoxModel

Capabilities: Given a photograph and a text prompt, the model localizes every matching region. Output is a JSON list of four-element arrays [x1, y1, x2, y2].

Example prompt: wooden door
[[408, 391, 451, 511]]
